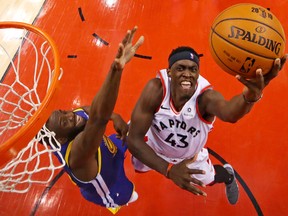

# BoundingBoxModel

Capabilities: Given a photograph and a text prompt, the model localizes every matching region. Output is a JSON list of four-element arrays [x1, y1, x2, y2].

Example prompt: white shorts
[[132, 148, 215, 185]]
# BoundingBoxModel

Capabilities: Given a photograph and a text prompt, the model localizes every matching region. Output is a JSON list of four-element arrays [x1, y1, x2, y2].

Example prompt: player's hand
[[168, 158, 207, 196], [114, 26, 144, 70], [236, 54, 288, 102], [263, 54, 288, 86], [111, 113, 128, 141], [236, 69, 264, 102]]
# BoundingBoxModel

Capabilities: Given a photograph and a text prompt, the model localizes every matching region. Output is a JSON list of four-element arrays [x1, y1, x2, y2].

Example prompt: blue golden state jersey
[[59, 108, 134, 208]]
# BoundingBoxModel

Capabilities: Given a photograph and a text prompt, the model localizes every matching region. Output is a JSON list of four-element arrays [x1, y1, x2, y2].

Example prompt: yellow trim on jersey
[[97, 135, 117, 174], [107, 206, 121, 214], [97, 144, 102, 174], [103, 135, 118, 156], [64, 141, 73, 165], [63, 135, 118, 187], [73, 108, 84, 112], [64, 141, 77, 185]]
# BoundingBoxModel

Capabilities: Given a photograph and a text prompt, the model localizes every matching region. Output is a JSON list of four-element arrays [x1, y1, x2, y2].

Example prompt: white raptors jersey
[[146, 69, 215, 163]]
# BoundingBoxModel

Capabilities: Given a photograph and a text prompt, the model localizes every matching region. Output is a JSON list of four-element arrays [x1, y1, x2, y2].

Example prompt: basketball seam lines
[[210, 28, 279, 60], [209, 30, 273, 76], [214, 17, 285, 42], [209, 33, 245, 75]]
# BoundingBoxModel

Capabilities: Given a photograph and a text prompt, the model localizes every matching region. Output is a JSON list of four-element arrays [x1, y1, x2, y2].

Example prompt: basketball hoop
[[0, 22, 64, 193]]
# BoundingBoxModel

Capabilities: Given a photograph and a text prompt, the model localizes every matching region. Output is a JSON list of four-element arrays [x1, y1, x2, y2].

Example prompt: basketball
[[209, 3, 286, 78]]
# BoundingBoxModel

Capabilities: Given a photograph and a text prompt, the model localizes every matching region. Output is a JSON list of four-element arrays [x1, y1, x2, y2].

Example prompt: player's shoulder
[[200, 88, 218, 97], [139, 78, 163, 109], [198, 88, 224, 109], [146, 78, 163, 92]]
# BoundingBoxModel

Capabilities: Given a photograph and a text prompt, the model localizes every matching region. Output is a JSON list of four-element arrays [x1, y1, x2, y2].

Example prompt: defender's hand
[[111, 114, 128, 141], [114, 26, 144, 70]]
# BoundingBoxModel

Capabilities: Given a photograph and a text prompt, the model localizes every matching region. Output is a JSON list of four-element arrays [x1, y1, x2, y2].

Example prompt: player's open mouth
[[181, 81, 192, 89]]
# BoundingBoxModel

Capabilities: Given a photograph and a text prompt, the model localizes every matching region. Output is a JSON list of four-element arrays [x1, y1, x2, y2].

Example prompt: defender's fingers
[[128, 26, 138, 43], [133, 36, 144, 51], [122, 30, 131, 46], [115, 43, 124, 59]]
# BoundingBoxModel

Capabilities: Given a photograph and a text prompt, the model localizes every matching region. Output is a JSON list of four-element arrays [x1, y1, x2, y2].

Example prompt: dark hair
[[168, 46, 203, 68]]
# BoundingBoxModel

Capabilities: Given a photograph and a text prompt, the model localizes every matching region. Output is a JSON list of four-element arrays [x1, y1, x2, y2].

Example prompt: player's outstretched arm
[[70, 27, 144, 180], [203, 55, 288, 123]]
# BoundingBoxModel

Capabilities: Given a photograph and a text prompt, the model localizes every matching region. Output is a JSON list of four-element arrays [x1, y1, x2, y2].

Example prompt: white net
[[0, 125, 65, 193], [0, 22, 65, 193], [0, 27, 57, 142]]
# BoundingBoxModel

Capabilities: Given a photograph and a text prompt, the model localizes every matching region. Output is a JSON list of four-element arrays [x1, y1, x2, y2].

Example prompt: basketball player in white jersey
[[128, 46, 287, 204]]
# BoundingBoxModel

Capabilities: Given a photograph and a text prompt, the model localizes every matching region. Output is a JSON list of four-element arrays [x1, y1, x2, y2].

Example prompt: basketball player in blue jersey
[[128, 46, 287, 205], [44, 26, 144, 213]]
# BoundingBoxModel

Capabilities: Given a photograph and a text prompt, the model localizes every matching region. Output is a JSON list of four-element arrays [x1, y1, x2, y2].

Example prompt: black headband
[[168, 51, 199, 68]]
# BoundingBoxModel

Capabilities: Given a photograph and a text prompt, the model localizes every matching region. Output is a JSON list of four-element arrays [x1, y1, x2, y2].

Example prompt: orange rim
[[0, 22, 61, 166]]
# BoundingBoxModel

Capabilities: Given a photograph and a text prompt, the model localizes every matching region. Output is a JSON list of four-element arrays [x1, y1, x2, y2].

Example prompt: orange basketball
[[209, 3, 286, 78]]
